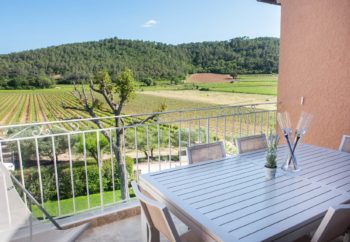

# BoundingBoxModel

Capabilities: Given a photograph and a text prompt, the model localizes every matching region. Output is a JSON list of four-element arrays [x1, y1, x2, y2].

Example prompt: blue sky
[[0, 0, 280, 54]]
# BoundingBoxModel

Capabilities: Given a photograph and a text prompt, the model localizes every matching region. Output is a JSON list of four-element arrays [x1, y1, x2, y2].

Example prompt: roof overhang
[[257, 0, 281, 5]]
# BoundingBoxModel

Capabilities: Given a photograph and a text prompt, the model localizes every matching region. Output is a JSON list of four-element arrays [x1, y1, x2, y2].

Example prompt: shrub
[[140, 77, 154, 86], [199, 87, 210, 91], [14, 157, 134, 202]]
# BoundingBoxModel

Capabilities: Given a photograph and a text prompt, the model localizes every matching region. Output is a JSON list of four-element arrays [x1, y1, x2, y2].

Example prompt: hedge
[[14, 157, 134, 202]]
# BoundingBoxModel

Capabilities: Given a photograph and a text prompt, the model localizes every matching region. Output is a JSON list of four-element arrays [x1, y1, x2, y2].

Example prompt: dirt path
[[20, 94, 30, 123], [35, 94, 48, 122], [186, 73, 233, 83], [139, 90, 276, 110]]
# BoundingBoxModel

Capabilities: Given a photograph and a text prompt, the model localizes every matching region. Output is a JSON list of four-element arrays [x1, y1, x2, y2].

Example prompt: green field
[[0, 87, 213, 125], [0, 74, 276, 125], [142, 74, 277, 95]]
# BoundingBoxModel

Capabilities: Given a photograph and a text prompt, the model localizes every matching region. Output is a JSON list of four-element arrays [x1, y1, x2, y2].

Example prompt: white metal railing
[[0, 102, 276, 219]]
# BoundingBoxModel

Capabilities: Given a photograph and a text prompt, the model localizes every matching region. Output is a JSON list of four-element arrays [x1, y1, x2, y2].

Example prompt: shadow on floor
[[78, 214, 188, 242]]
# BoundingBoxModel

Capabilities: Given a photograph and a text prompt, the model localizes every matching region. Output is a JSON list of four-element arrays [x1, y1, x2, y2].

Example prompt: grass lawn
[[33, 189, 135, 218], [142, 74, 277, 95]]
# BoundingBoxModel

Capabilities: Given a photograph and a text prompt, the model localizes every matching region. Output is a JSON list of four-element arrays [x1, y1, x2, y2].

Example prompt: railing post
[[178, 121, 182, 166], [168, 125, 171, 168], [109, 129, 116, 204], [267, 112, 270, 134], [134, 127, 139, 180], [34, 137, 45, 212], [254, 111, 257, 135], [206, 118, 210, 144], [82, 132, 91, 209], [215, 117, 219, 141], [17, 140, 27, 205], [67, 134, 76, 213], [0, 141, 3, 164], [96, 131, 104, 210], [146, 125, 150, 173], [157, 124, 161, 171], [188, 121, 191, 146], [224, 116, 227, 149], [51, 137, 61, 215], [231, 115, 235, 146], [239, 112, 242, 138], [273, 110, 277, 133], [197, 119, 201, 144]]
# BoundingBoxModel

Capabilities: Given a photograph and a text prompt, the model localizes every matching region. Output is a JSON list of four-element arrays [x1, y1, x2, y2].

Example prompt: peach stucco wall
[[278, 0, 350, 149]]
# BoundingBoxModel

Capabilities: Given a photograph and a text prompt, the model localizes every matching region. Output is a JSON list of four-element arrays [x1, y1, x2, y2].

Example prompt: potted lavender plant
[[265, 133, 279, 179]]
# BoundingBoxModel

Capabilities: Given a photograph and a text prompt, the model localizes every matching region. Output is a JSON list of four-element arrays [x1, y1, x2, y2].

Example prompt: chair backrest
[[339, 135, 350, 153], [236, 134, 267, 154], [311, 205, 350, 242], [131, 181, 180, 242], [186, 141, 226, 164]]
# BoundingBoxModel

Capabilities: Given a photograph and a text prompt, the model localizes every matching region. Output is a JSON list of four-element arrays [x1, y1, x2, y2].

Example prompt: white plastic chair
[[131, 181, 199, 242], [339, 135, 350, 153], [296, 205, 350, 242], [236, 134, 267, 154], [311, 205, 350, 242], [186, 141, 226, 164]]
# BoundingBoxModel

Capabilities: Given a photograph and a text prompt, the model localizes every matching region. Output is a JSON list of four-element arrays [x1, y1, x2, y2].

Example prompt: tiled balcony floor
[[78, 214, 188, 242]]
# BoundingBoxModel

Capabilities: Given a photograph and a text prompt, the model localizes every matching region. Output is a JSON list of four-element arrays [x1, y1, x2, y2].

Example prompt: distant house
[[259, 0, 350, 149]]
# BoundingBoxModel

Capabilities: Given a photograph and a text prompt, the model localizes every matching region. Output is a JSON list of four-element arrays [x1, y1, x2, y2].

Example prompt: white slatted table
[[139, 144, 350, 242]]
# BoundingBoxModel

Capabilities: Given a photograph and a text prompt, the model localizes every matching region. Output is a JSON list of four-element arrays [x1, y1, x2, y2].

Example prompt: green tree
[[125, 127, 168, 160], [65, 68, 164, 199], [38, 135, 69, 163], [230, 72, 238, 79], [140, 77, 154, 86], [74, 133, 109, 162]]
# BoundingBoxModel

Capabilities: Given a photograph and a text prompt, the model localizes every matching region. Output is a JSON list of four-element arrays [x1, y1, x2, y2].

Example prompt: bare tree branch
[[115, 97, 126, 115], [90, 79, 117, 112], [128, 113, 159, 126]]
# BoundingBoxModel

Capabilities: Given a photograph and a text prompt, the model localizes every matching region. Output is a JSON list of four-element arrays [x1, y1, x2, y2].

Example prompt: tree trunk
[[150, 148, 154, 159], [92, 153, 98, 163], [50, 154, 59, 164], [143, 151, 150, 160], [114, 118, 129, 200]]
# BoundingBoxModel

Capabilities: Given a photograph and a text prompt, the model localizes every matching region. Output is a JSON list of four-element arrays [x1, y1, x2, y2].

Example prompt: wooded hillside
[[0, 37, 279, 89]]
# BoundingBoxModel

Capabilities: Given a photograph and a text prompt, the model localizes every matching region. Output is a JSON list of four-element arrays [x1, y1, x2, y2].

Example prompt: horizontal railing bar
[[0, 110, 276, 142], [0, 102, 276, 130]]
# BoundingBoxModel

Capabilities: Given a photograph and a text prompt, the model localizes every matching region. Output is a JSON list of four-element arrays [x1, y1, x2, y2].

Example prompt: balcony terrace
[[0, 103, 277, 241]]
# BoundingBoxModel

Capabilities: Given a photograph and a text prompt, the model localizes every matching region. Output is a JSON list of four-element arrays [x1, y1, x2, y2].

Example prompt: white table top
[[139, 144, 350, 242]]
